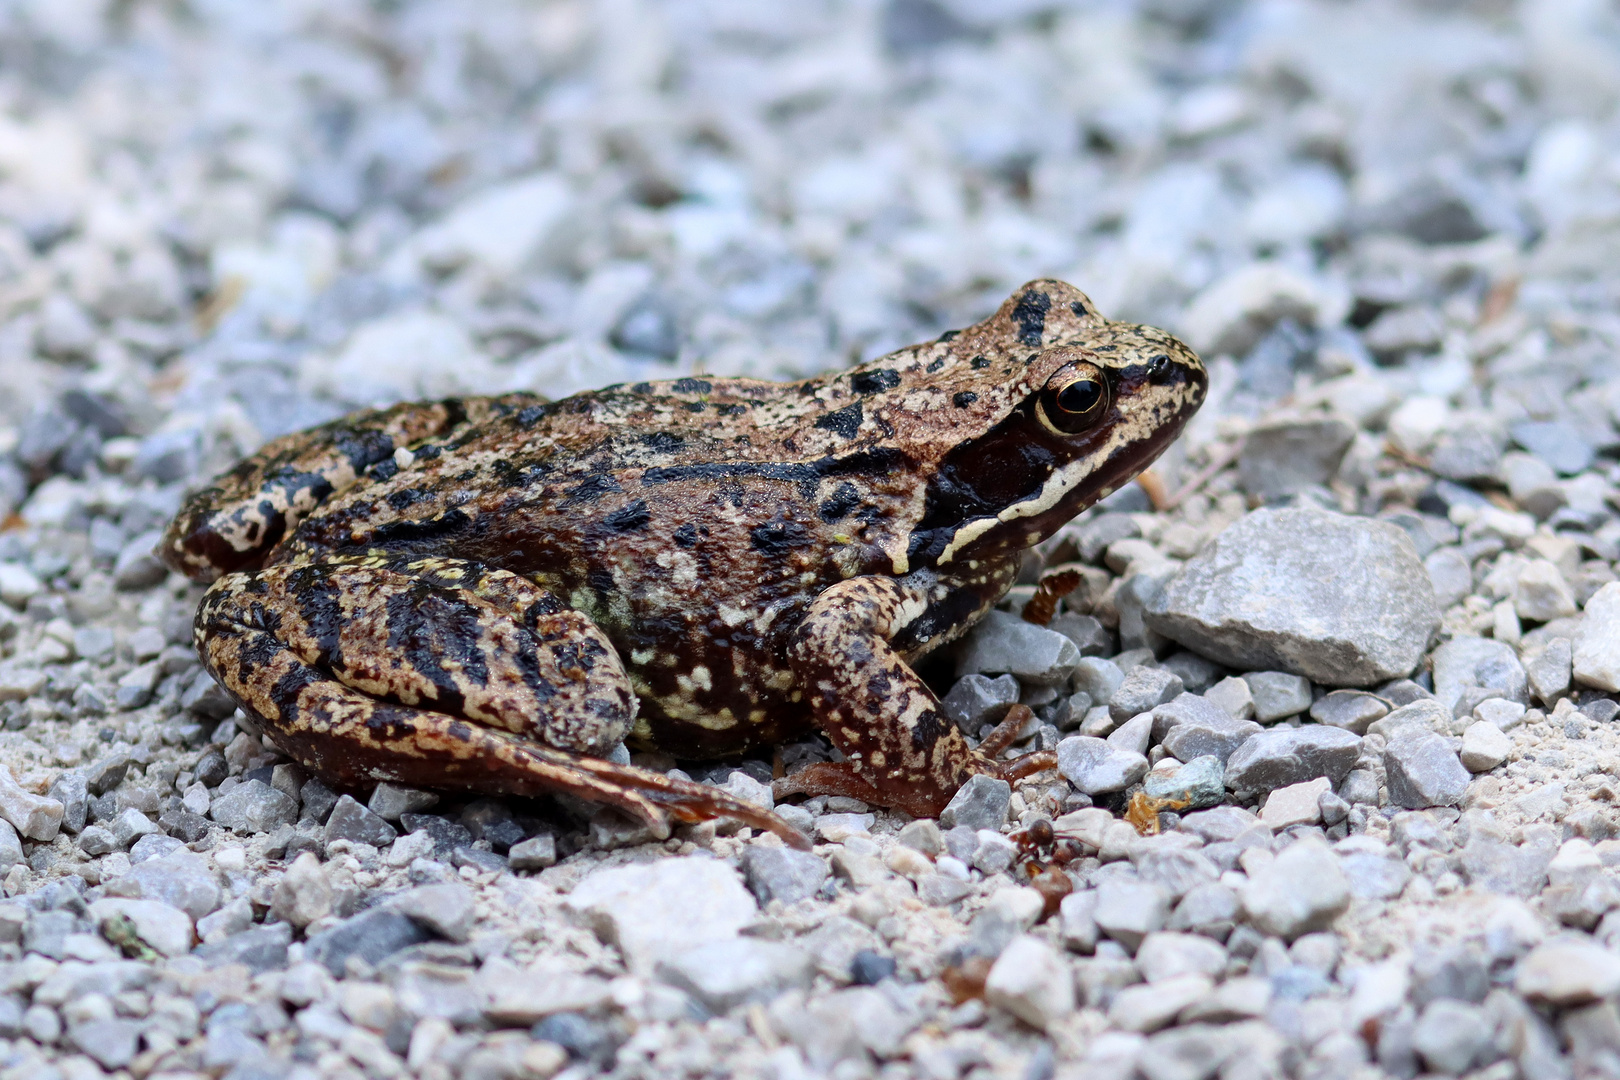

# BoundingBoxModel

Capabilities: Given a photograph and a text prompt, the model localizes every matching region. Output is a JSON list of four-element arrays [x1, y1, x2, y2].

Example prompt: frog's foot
[[774, 731, 1058, 820], [784, 575, 1058, 819], [160, 394, 542, 582], [196, 555, 810, 850]]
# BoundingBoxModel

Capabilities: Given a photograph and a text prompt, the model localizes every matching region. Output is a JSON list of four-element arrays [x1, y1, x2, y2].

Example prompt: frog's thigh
[[782, 575, 980, 817], [201, 556, 632, 756], [196, 557, 808, 847]]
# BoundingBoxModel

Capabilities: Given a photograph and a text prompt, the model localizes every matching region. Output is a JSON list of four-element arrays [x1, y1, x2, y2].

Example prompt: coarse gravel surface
[[0, 2, 1618, 1079]]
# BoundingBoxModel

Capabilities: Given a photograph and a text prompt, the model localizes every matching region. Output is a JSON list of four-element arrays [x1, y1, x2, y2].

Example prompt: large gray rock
[[1145, 508, 1440, 686], [1223, 726, 1362, 798]]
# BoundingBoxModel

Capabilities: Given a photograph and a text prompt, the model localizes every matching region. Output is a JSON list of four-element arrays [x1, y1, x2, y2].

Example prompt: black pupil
[[1056, 380, 1101, 414]]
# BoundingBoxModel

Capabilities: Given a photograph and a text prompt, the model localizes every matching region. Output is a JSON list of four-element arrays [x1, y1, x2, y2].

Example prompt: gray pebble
[[1223, 726, 1363, 798], [743, 846, 829, 906], [1238, 415, 1356, 500], [323, 794, 399, 847], [937, 774, 1010, 831], [1056, 736, 1149, 796], [1144, 756, 1227, 809], [1383, 730, 1470, 809], [955, 610, 1080, 685], [1110, 666, 1185, 722], [209, 780, 297, 835], [1309, 690, 1389, 734], [938, 673, 1019, 734], [1074, 657, 1125, 707], [1244, 671, 1313, 722]]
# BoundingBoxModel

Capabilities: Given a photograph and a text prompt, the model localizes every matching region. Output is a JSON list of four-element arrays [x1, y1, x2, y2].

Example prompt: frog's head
[[875, 280, 1207, 570]]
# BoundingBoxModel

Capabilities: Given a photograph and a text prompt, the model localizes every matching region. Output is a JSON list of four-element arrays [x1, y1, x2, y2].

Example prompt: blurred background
[[0, 0, 1616, 522]]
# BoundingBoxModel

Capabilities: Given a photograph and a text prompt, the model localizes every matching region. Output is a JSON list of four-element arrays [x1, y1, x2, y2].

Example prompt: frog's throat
[[933, 430, 1149, 567], [933, 458, 1088, 565]]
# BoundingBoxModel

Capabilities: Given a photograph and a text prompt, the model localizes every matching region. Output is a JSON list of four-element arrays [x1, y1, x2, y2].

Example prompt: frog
[[160, 279, 1205, 849]]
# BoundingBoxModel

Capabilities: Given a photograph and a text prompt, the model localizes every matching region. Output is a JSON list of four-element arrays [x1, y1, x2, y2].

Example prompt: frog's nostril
[[1147, 354, 1173, 383]]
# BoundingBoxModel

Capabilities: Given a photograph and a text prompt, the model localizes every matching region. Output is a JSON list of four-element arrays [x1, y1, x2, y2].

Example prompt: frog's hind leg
[[160, 394, 542, 582], [195, 555, 810, 849]]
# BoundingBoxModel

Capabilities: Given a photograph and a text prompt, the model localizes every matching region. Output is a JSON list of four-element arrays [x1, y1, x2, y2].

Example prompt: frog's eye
[[1036, 363, 1109, 436]]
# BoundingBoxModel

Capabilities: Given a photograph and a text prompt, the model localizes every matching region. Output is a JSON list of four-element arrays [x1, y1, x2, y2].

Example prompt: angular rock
[[1223, 726, 1362, 797], [1145, 508, 1440, 685], [1576, 584, 1620, 693], [1074, 657, 1125, 707], [1057, 736, 1149, 796], [956, 610, 1080, 685], [1432, 636, 1527, 710], [270, 852, 332, 928], [1460, 722, 1512, 772], [1259, 778, 1330, 830], [1094, 879, 1171, 951], [305, 908, 432, 976], [1412, 999, 1493, 1074], [1241, 838, 1350, 940], [1159, 706, 1260, 765], [117, 850, 221, 920], [1424, 547, 1474, 610], [1238, 416, 1356, 501], [88, 898, 193, 958], [1107, 712, 1153, 754], [657, 938, 813, 1014], [1144, 756, 1227, 810], [1308, 690, 1388, 734], [1135, 931, 1228, 983], [938, 774, 1010, 831], [985, 935, 1075, 1030], [1527, 639, 1573, 704], [324, 794, 398, 847], [1110, 667, 1185, 722], [391, 883, 476, 942], [1384, 730, 1471, 809], [1516, 940, 1620, 1005], [1204, 675, 1256, 720], [194, 922, 293, 974], [565, 856, 757, 973], [938, 673, 1019, 733], [743, 845, 830, 906], [1243, 671, 1313, 722], [209, 780, 297, 835], [479, 964, 612, 1025], [507, 834, 557, 872], [0, 765, 63, 841], [367, 783, 438, 821]]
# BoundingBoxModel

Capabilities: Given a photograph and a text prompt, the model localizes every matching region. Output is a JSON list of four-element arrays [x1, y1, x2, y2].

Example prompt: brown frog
[[160, 279, 1205, 848]]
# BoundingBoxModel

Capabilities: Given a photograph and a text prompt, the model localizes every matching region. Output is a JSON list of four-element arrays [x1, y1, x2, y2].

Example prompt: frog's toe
[[774, 762, 953, 820]]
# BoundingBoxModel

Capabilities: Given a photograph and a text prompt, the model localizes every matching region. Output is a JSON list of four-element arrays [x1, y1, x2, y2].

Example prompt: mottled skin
[[162, 280, 1205, 845]]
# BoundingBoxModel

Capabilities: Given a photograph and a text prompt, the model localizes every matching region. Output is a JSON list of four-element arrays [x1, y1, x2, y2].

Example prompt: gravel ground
[[0, 1, 1618, 1078]]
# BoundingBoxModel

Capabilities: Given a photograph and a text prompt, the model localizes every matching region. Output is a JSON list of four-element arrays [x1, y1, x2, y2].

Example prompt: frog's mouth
[[909, 358, 1206, 568]]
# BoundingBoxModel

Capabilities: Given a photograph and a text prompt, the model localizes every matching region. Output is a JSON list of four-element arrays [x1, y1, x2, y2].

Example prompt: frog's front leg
[[777, 576, 1057, 818], [196, 554, 809, 848]]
